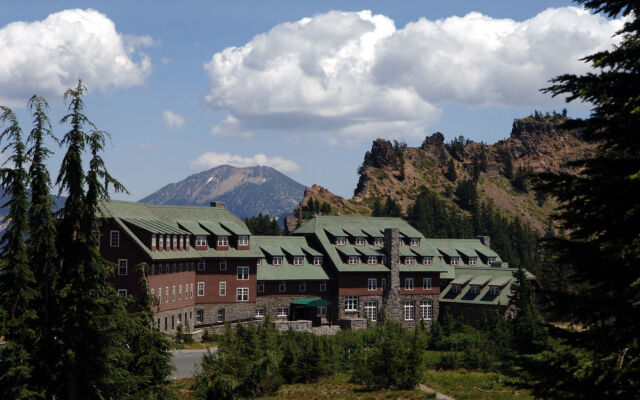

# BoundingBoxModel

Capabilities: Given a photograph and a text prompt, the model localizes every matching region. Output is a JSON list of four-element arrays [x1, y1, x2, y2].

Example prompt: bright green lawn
[[423, 369, 534, 400]]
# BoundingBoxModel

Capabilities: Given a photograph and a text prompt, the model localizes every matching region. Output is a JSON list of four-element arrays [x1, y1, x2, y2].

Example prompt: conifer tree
[[445, 158, 457, 181], [0, 107, 38, 399], [502, 152, 513, 180]]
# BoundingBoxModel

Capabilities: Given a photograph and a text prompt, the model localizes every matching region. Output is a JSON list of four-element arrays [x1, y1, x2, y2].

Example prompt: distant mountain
[[139, 165, 306, 220]]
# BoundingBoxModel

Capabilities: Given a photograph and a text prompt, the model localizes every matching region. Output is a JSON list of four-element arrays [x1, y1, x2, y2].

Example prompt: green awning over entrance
[[291, 298, 332, 307]]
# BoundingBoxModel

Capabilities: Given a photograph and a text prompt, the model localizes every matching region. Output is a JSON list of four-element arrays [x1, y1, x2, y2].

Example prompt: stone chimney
[[210, 201, 224, 208], [383, 228, 402, 323], [476, 235, 490, 248]]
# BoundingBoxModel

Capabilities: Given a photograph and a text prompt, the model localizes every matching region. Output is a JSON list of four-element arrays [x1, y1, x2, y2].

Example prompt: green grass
[[423, 369, 533, 400]]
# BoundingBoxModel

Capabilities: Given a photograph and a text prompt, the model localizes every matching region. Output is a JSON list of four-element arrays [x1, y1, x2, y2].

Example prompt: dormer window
[[423, 256, 433, 265], [186, 236, 190, 249], [293, 256, 304, 265], [151, 234, 156, 249], [238, 236, 249, 246], [381, 256, 387, 265], [217, 236, 228, 247], [179, 236, 184, 249], [355, 237, 365, 246], [336, 236, 346, 246], [348, 255, 359, 265], [195, 236, 206, 247], [313, 256, 323, 266], [410, 238, 420, 247], [488, 257, 496, 264], [256, 258, 262, 266], [374, 238, 383, 246], [452, 284, 461, 293], [470, 285, 480, 295], [367, 256, 377, 265], [273, 256, 283, 266], [158, 235, 164, 250], [490, 286, 499, 295], [450, 256, 459, 265], [172, 235, 178, 250], [469, 257, 477, 265], [405, 256, 415, 265]]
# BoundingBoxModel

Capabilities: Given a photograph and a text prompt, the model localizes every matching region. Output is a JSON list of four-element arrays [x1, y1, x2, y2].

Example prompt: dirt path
[[417, 383, 455, 400]]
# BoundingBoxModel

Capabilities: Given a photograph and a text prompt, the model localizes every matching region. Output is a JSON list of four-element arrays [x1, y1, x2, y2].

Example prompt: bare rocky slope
[[298, 113, 595, 233]]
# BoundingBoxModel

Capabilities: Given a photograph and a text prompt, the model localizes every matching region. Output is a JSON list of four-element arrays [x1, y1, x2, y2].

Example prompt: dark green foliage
[[510, 267, 547, 355], [512, 166, 531, 193], [454, 180, 477, 211], [529, 1, 640, 398], [445, 159, 457, 182], [245, 213, 282, 235], [392, 140, 407, 181], [372, 196, 402, 217], [320, 201, 332, 214], [407, 188, 473, 238], [502, 152, 514, 180], [447, 136, 467, 161]]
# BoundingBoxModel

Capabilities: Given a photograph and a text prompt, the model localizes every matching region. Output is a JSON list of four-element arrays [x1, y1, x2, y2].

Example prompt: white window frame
[[157, 288, 161, 304], [345, 296, 358, 311], [410, 238, 420, 247], [179, 285, 182, 300], [197, 282, 205, 297], [367, 256, 377, 265], [450, 256, 459, 265], [367, 278, 377, 291], [219, 259, 227, 271], [365, 301, 377, 321], [313, 256, 323, 266], [299, 282, 307, 293], [236, 287, 249, 302], [423, 277, 432, 290], [196, 309, 204, 323], [405, 277, 415, 290], [470, 285, 480, 295], [195, 236, 206, 246], [190, 283, 193, 298], [158, 235, 164, 250], [198, 260, 206, 271], [293, 256, 304, 265], [257, 281, 265, 292], [355, 237, 365, 246], [374, 237, 383, 246], [255, 308, 265, 318], [165, 286, 169, 302], [469, 257, 477, 265], [277, 307, 288, 317], [110, 230, 120, 247], [490, 286, 500, 295], [237, 266, 249, 280], [452, 284, 461, 293], [423, 256, 433, 265], [348, 255, 359, 265], [172, 235, 177, 249], [172, 286, 176, 302], [217, 308, 225, 322], [279, 282, 286, 293], [217, 236, 228, 247], [336, 236, 346, 246], [404, 301, 414, 321], [317, 306, 327, 317], [117, 259, 128, 276], [238, 235, 249, 246], [257, 258, 262, 266], [179, 236, 184, 249], [319, 282, 327, 292], [219, 281, 226, 296], [151, 234, 156, 249], [488, 257, 496, 264], [405, 256, 415, 265], [118, 289, 127, 297], [273, 256, 283, 266], [420, 300, 433, 320]]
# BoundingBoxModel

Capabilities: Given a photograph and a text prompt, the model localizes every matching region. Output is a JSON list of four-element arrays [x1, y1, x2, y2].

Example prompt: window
[[217, 308, 225, 322], [423, 277, 432, 290], [165, 286, 169, 302], [238, 236, 249, 246], [179, 236, 184, 249], [273, 256, 283, 265], [190, 283, 193, 299], [257, 281, 264, 292], [410, 238, 420, 247], [405, 256, 415, 265], [299, 282, 307, 293], [313, 256, 323, 265], [198, 260, 206, 271], [186, 237, 191, 249], [255, 308, 265, 318], [452, 284, 461, 294], [488, 257, 496, 264], [257, 258, 262, 266], [219, 281, 226, 296], [196, 309, 204, 323], [336, 236, 346, 246], [277, 307, 288, 318], [151, 234, 156, 249], [381, 256, 387, 265], [279, 282, 286, 293], [470, 285, 480, 295], [158, 288, 162, 304], [179, 285, 182, 300], [118, 289, 127, 297], [367, 278, 377, 291], [348, 256, 359, 265], [403, 301, 414, 321], [172, 286, 176, 301], [110, 230, 120, 247], [195, 236, 206, 246], [118, 259, 128, 276], [365, 301, 377, 321], [345, 296, 358, 311], [237, 266, 249, 280], [151, 263, 156, 275], [219, 259, 227, 271], [450, 256, 459, 265], [158, 235, 164, 250], [317, 306, 327, 317], [420, 300, 433, 320], [172, 235, 177, 249], [405, 277, 415, 290], [468, 257, 477, 265], [381, 278, 387, 290], [197, 282, 205, 296], [237, 288, 249, 302], [319, 282, 327, 292], [423, 256, 433, 265], [355, 237, 365, 246], [490, 286, 499, 295], [367, 256, 377, 265], [172, 263, 177, 273], [150, 288, 154, 297], [293, 256, 304, 265], [374, 237, 383, 246], [217, 236, 228, 247]]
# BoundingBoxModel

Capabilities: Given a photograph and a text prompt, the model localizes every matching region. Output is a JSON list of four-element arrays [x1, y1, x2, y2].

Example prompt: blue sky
[[0, 1, 623, 200]]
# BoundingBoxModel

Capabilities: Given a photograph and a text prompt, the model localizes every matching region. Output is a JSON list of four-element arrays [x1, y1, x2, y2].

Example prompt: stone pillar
[[383, 228, 402, 323]]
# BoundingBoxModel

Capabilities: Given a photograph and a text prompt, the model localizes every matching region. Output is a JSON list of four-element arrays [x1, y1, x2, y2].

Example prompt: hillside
[[140, 165, 306, 220], [298, 113, 595, 233]]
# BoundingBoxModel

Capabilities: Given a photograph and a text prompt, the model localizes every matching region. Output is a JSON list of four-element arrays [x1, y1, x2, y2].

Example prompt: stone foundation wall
[[338, 295, 383, 321], [195, 302, 255, 326], [257, 295, 317, 320], [339, 318, 367, 330], [395, 294, 440, 329], [155, 306, 195, 333], [273, 320, 313, 333]]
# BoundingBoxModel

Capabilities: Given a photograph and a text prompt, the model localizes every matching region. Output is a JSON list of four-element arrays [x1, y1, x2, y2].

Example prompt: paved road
[[170, 348, 214, 379]]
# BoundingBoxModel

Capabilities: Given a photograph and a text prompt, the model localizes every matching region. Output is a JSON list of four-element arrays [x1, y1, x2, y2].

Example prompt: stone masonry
[[382, 228, 403, 323]]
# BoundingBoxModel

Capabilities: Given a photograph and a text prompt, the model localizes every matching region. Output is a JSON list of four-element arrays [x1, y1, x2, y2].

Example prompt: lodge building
[[98, 200, 540, 332]]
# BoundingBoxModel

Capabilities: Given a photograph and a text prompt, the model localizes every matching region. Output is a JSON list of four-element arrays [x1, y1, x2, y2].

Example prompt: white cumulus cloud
[[162, 110, 185, 131], [0, 9, 153, 106], [204, 7, 624, 145], [190, 152, 300, 173]]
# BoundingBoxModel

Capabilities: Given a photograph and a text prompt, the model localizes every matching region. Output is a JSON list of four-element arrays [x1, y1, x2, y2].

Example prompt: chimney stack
[[476, 235, 490, 248], [383, 228, 402, 323]]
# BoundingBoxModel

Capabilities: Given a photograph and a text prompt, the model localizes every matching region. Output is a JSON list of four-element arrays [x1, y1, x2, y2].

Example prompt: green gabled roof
[[456, 248, 478, 258], [437, 247, 459, 258], [123, 218, 188, 235], [253, 236, 330, 281], [177, 221, 209, 236], [440, 266, 527, 306], [399, 226, 423, 238], [475, 247, 500, 258], [399, 246, 417, 257], [343, 227, 365, 237], [488, 276, 512, 286], [282, 245, 304, 256], [200, 221, 231, 236], [336, 245, 360, 257], [301, 247, 322, 257], [356, 246, 381, 257], [324, 227, 346, 237], [260, 246, 285, 257], [469, 275, 492, 286], [220, 221, 250, 236], [410, 245, 436, 257], [362, 228, 383, 237], [451, 274, 473, 285]]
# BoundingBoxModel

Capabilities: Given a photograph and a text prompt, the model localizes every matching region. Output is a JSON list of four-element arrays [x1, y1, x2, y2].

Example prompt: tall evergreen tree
[[531, 1, 640, 398], [0, 107, 38, 399], [502, 152, 514, 180]]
